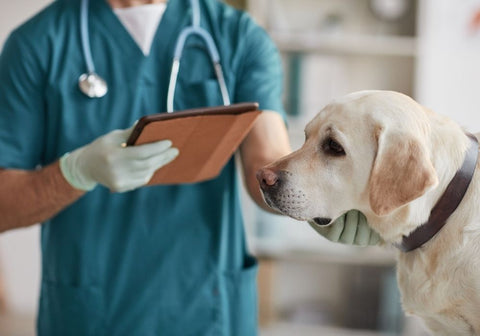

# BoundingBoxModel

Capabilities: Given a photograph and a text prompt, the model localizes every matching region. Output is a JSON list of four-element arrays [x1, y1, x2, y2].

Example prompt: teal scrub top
[[0, 0, 285, 335]]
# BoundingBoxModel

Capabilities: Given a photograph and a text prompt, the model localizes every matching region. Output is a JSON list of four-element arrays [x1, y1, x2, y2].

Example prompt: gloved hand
[[60, 126, 179, 193], [308, 210, 381, 246]]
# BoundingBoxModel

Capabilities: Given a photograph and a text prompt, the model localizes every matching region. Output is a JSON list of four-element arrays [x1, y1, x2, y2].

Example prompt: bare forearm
[[0, 161, 85, 233]]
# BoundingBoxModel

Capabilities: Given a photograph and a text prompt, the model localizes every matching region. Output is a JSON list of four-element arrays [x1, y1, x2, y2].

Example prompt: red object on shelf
[[469, 9, 480, 32]]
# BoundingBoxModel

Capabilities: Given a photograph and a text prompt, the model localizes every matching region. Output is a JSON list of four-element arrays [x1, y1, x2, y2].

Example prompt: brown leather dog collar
[[397, 133, 479, 252]]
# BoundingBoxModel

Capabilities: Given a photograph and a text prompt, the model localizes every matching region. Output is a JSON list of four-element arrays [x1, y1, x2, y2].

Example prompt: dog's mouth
[[263, 194, 281, 212], [261, 190, 333, 225], [312, 217, 332, 226], [262, 192, 310, 220], [261, 190, 334, 225]]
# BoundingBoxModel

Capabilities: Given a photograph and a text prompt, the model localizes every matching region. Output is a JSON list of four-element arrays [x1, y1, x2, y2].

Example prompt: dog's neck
[[397, 150, 480, 293], [397, 133, 478, 252], [367, 129, 480, 246], [395, 133, 480, 336]]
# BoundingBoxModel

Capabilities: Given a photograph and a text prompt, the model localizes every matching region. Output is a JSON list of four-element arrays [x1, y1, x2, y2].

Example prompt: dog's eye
[[323, 137, 346, 156]]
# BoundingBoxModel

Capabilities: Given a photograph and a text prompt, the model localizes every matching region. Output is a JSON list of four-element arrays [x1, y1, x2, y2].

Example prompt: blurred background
[[1, 0, 480, 335]]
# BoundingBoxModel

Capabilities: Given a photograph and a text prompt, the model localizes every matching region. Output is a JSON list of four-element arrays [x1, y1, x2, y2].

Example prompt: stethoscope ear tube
[[167, 25, 231, 112], [80, 0, 94, 75], [78, 0, 230, 106], [167, 59, 181, 113], [213, 63, 231, 107]]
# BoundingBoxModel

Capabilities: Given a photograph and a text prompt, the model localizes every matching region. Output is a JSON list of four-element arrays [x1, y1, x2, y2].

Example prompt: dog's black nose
[[256, 168, 280, 189]]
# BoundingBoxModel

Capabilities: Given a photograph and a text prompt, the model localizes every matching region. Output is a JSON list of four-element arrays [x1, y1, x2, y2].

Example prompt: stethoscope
[[78, 0, 231, 113]]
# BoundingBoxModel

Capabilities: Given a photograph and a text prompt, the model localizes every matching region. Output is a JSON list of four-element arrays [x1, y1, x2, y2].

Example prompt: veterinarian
[[0, 0, 377, 334]]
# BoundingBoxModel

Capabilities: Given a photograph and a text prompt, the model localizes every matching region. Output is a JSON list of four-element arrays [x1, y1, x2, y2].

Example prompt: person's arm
[[0, 30, 179, 233], [0, 164, 84, 233], [232, 15, 291, 212], [0, 29, 73, 233], [0, 126, 178, 233], [240, 111, 291, 212]]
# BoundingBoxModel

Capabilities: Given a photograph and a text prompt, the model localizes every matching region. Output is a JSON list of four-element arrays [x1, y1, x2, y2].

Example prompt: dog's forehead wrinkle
[[335, 92, 427, 127], [322, 91, 426, 122], [307, 108, 334, 131]]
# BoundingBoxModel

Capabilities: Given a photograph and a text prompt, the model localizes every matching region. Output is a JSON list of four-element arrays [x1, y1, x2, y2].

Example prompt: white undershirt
[[114, 3, 167, 56]]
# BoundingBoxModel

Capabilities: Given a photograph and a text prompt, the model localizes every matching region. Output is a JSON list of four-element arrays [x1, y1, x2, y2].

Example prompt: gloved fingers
[[106, 128, 135, 143], [369, 231, 381, 245], [122, 140, 173, 159], [308, 211, 381, 246], [118, 121, 140, 144], [110, 179, 145, 193], [99, 173, 139, 193], [147, 147, 179, 169], [125, 147, 179, 171], [339, 210, 359, 244], [135, 153, 177, 187], [97, 122, 139, 145], [354, 214, 371, 246], [131, 140, 173, 158], [106, 168, 159, 193], [308, 220, 330, 237], [123, 149, 179, 185], [325, 215, 346, 242]]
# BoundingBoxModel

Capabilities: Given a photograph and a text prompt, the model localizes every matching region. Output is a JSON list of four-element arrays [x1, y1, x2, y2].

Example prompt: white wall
[[416, 0, 480, 130], [0, 0, 52, 314], [0, 1, 51, 45]]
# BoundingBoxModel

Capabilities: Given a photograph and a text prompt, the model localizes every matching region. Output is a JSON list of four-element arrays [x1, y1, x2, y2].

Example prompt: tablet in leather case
[[126, 102, 260, 185]]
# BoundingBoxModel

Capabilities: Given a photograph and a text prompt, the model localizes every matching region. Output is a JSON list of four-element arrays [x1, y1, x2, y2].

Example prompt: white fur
[[262, 90, 480, 335]]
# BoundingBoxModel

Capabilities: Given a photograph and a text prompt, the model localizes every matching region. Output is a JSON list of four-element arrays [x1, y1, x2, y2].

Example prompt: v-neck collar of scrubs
[[113, 4, 167, 56], [90, 0, 190, 61]]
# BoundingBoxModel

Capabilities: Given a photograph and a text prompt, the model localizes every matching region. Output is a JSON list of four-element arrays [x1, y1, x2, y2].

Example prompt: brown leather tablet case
[[126, 103, 260, 185]]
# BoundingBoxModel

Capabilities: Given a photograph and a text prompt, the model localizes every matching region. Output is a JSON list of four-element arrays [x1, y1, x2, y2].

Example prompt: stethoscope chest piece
[[78, 72, 108, 98]]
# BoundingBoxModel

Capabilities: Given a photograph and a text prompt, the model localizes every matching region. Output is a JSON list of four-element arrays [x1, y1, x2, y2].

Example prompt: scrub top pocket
[[174, 79, 225, 110], [220, 255, 259, 336], [38, 282, 106, 336], [154, 269, 223, 336]]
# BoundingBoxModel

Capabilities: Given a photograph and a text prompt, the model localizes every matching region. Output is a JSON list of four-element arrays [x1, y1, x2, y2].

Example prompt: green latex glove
[[308, 210, 381, 246], [60, 125, 179, 193]]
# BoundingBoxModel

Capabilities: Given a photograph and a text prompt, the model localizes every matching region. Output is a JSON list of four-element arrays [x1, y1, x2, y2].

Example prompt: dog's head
[[257, 90, 440, 240]]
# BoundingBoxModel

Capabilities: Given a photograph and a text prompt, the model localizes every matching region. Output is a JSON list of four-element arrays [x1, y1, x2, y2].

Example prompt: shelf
[[0, 312, 35, 335], [250, 237, 397, 267], [271, 32, 418, 57], [261, 321, 391, 336]]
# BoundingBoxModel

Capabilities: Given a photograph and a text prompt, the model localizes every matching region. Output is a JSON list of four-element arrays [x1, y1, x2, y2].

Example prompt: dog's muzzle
[[256, 168, 307, 218], [256, 168, 283, 208]]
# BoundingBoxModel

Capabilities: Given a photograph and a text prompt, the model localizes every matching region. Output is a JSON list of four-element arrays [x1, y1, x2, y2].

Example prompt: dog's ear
[[369, 130, 438, 216]]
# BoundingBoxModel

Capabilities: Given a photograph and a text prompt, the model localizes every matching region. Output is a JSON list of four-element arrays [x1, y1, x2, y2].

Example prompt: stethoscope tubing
[[167, 23, 231, 112], [79, 0, 231, 110], [80, 0, 95, 74]]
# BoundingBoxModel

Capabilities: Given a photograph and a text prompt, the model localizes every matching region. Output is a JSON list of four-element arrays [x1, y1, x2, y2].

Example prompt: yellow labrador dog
[[257, 90, 480, 335]]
